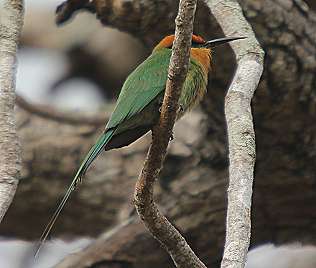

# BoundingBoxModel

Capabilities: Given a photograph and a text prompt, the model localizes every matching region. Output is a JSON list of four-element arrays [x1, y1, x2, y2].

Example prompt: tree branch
[[0, 0, 24, 221], [133, 0, 206, 267], [206, 0, 265, 267], [16, 95, 108, 126]]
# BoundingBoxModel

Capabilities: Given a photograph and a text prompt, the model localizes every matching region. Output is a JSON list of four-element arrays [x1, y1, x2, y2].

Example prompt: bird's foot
[[178, 104, 184, 113], [159, 104, 183, 114]]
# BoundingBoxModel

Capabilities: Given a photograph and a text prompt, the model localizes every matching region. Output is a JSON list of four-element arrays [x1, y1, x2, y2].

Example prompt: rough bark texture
[[206, 0, 264, 267], [0, 0, 23, 222], [133, 0, 207, 267], [0, 0, 316, 267]]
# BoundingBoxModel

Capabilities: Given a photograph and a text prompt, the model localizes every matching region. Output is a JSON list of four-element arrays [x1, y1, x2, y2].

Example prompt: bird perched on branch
[[36, 34, 245, 255]]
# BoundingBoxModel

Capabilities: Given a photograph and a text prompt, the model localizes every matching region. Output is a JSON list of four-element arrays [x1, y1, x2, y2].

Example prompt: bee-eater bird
[[36, 34, 245, 255]]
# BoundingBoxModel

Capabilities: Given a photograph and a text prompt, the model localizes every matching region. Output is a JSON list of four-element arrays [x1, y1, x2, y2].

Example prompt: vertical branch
[[133, 0, 206, 267], [0, 0, 24, 221], [206, 0, 264, 267]]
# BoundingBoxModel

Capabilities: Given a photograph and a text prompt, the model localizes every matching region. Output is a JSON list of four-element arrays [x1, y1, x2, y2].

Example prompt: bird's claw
[[159, 104, 183, 114], [178, 104, 184, 113], [158, 100, 163, 113], [170, 132, 174, 141]]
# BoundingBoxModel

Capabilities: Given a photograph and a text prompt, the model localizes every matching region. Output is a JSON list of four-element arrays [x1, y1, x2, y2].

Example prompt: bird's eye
[[191, 40, 204, 48]]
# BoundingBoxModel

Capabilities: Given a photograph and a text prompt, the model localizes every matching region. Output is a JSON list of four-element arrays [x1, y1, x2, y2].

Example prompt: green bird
[[37, 34, 245, 254]]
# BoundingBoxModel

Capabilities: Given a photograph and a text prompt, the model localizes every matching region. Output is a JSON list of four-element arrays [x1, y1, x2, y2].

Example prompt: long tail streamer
[[34, 129, 115, 258]]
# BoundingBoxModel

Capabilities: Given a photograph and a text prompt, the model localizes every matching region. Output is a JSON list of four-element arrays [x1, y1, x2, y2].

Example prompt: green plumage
[[36, 47, 208, 252], [106, 48, 207, 148], [82, 48, 208, 173]]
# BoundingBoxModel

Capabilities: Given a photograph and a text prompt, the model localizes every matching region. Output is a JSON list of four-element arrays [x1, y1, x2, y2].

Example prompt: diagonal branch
[[16, 95, 108, 126], [0, 0, 24, 222], [133, 0, 206, 267], [206, 0, 265, 267]]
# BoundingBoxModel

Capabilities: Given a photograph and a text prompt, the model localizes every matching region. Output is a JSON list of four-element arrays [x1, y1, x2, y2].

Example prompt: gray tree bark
[[206, 0, 264, 267], [0, 0, 23, 222]]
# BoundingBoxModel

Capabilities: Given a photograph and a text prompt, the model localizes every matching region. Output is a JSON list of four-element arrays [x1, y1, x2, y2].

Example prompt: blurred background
[[18, 0, 148, 111], [1, 0, 316, 267]]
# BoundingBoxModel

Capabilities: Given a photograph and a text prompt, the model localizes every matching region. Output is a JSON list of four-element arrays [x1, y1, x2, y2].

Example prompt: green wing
[[105, 48, 172, 130]]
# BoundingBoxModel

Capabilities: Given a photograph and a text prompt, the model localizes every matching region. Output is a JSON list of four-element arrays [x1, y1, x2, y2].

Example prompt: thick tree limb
[[133, 0, 206, 267], [206, 0, 264, 267], [0, 0, 24, 222]]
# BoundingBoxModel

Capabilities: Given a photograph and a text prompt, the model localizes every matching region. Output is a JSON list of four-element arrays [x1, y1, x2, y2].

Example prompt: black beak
[[203, 36, 246, 48]]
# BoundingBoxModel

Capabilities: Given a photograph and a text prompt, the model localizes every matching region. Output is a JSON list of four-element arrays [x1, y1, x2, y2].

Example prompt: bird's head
[[153, 34, 246, 51]]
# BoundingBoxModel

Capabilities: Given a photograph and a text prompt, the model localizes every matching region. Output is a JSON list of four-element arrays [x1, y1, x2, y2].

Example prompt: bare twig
[[133, 0, 206, 267], [206, 0, 265, 267], [16, 95, 108, 126], [0, 0, 24, 221]]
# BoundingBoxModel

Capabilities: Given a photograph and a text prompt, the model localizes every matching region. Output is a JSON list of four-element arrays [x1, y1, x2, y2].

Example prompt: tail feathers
[[35, 129, 115, 258], [79, 130, 115, 178]]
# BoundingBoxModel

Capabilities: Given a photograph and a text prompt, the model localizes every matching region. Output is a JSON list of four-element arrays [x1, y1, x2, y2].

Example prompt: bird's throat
[[191, 48, 211, 74]]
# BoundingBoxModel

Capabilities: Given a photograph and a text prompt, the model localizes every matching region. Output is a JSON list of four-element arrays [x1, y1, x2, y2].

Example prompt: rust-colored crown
[[154, 34, 206, 50]]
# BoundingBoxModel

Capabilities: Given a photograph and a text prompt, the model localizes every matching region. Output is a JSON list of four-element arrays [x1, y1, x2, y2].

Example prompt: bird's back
[[104, 48, 209, 150]]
